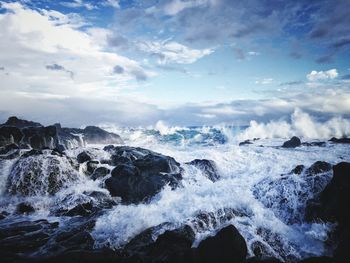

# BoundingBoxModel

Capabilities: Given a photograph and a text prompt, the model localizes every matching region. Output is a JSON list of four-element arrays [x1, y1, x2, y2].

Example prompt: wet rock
[[16, 202, 35, 214], [297, 256, 334, 263], [77, 151, 91, 163], [282, 136, 301, 148], [1, 116, 42, 128], [0, 211, 9, 220], [0, 126, 23, 147], [125, 224, 195, 263], [301, 142, 326, 147], [290, 165, 305, 175], [329, 137, 350, 144], [186, 159, 220, 182], [91, 167, 110, 180], [86, 160, 99, 175], [246, 257, 283, 263], [105, 151, 182, 204], [239, 140, 253, 146], [195, 225, 247, 263], [0, 143, 19, 155], [82, 126, 123, 145], [21, 125, 59, 150], [305, 161, 332, 176], [7, 151, 78, 196]]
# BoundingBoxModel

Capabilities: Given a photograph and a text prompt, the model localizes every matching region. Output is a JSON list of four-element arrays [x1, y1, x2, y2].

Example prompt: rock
[[105, 151, 182, 204], [186, 159, 220, 182], [77, 151, 91, 163], [21, 125, 59, 150], [282, 136, 301, 148], [91, 167, 110, 180], [125, 224, 195, 263], [16, 202, 35, 214], [1, 116, 42, 128], [239, 140, 253, 146], [7, 151, 79, 196], [297, 256, 333, 263], [86, 160, 99, 175], [305, 161, 332, 176], [61, 202, 95, 217], [290, 165, 305, 175], [0, 143, 19, 155], [329, 137, 350, 144], [82, 126, 123, 145], [0, 211, 9, 220], [306, 162, 350, 224], [195, 225, 247, 263], [246, 257, 283, 263], [301, 142, 326, 147], [0, 126, 23, 147]]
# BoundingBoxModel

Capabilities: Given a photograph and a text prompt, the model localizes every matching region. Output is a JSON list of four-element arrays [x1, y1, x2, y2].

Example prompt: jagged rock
[[1, 116, 42, 128], [77, 151, 91, 163], [305, 161, 332, 175], [21, 125, 59, 150], [186, 159, 220, 182], [125, 224, 195, 262], [82, 126, 123, 145], [61, 202, 95, 217], [195, 225, 247, 263], [86, 160, 99, 175], [290, 165, 305, 175], [7, 151, 79, 196], [0, 143, 19, 155], [105, 149, 182, 204], [239, 140, 253, 146], [282, 136, 301, 148], [0, 126, 23, 146], [91, 167, 110, 180], [329, 137, 350, 144], [16, 202, 35, 214], [301, 142, 326, 147]]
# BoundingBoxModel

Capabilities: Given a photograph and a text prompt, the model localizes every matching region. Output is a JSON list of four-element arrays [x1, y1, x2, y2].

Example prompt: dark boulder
[[77, 151, 91, 163], [290, 165, 305, 175], [186, 159, 220, 182], [16, 202, 35, 214], [329, 137, 350, 144], [305, 161, 332, 176], [282, 136, 301, 148], [7, 151, 79, 196], [105, 151, 182, 204], [82, 126, 123, 145], [239, 140, 253, 146], [195, 225, 247, 263], [21, 125, 59, 150], [301, 142, 326, 147], [1, 116, 42, 128], [61, 202, 95, 217], [0, 143, 19, 155], [86, 160, 99, 175], [91, 167, 110, 180], [125, 224, 195, 263], [0, 126, 23, 147]]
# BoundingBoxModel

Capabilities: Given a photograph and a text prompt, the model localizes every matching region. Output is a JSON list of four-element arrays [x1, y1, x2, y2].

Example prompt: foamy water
[[1, 110, 349, 261]]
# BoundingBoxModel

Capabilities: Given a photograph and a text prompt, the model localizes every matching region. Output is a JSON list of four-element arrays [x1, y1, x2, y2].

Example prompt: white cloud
[[255, 78, 274, 85], [306, 68, 338, 81], [102, 0, 120, 8], [0, 2, 153, 100], [137, 40, 214, 64], [163, 0, 217, 16], [61, 0, 97, 10]]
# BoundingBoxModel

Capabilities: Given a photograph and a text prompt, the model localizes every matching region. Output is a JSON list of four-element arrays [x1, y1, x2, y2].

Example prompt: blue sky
[[0, 0, 349, 127]]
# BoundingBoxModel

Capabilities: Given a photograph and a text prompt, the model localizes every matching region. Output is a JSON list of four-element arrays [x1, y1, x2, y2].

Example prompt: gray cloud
[[46, 63, 74, 78], [113, 65, 125, 74]]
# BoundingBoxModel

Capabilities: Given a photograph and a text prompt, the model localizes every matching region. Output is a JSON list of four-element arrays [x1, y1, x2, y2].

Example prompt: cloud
[[306, 69, 338, 82], [61, 0, 97, 10], [255, 78, 274, 85], [137, 40, 213, 64], [163, 0, 216, 16], [102, 0, 120, 9], [46, 63, 74, 78]]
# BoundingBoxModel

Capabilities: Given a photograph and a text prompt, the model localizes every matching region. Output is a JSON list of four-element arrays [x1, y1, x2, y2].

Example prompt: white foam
[[237, 109, 350, 140]]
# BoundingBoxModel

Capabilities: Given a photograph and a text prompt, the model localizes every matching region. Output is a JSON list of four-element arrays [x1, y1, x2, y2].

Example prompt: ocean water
[[1, 111, 350, 261]]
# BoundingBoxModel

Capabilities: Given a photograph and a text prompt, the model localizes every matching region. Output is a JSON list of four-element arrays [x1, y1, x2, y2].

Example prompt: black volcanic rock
[[0, 126, 23, 147], [105, 148, 182, 204], [1, 116, 42, 128], [21, 125, 59, 150], [305, 161, 332, 176], [282, 136, 301, 148], [82, 126, 123, 145], [195, 225, 247, 263], [186, 159, 220, 182], [16, 202, 35, 214], [239, 140, 253, 146], [0, 143, 19, 155], [77, 151, 91, 163], [329, 137, 350, 144], [91, 167, 110, 180]]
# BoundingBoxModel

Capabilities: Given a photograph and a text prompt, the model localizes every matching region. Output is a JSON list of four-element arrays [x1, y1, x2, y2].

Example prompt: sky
[[0, 0, 349, 127]]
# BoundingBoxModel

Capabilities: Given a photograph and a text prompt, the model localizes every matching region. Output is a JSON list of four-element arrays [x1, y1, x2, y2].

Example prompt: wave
[[237, 109, 350, 140]]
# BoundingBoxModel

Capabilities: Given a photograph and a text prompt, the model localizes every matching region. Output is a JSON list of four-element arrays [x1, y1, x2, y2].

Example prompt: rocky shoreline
[[0, 117, 349, 263]]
